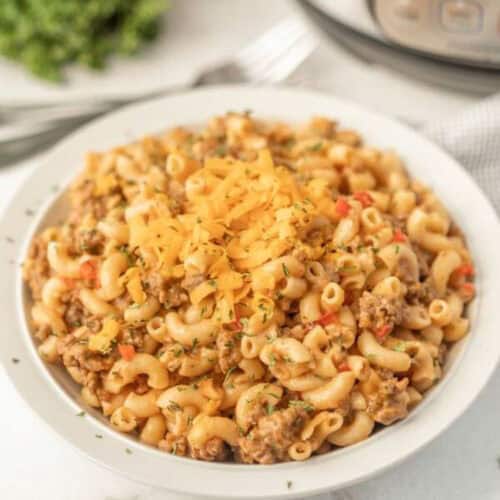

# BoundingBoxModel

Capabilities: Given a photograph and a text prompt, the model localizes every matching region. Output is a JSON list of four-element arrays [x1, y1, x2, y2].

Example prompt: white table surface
[[1, 1, 498, 499]]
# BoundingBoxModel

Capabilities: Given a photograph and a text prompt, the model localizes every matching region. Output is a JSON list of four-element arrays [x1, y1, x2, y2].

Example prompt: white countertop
[[1, 1, 498, 499]]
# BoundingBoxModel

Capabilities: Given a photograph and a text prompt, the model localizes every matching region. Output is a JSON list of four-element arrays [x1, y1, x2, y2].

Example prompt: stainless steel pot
[[371, 0, 500, 69]]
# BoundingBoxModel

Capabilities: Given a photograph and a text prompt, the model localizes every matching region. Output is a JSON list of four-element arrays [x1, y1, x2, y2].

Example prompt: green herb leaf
[[308, 142, 323, 152], [282, 263, 290, 277], [393, 341, 406, 352], [224, 366, 237, 387], [288, 400, 314, 412]]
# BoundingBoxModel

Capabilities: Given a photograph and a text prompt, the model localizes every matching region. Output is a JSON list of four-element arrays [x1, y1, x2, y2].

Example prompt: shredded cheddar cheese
[[88, 318, 120, 353]]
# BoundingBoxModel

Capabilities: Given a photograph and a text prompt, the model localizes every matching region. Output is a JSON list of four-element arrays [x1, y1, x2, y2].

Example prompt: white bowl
[[1, 86, 499, 499]]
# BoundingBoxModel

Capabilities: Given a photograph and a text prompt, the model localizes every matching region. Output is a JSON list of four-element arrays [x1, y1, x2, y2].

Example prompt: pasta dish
[[23, 113, 475, 464]]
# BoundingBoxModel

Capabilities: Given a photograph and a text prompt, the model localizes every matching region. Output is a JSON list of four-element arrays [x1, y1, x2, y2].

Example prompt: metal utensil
[[0, 17, 317, 163]]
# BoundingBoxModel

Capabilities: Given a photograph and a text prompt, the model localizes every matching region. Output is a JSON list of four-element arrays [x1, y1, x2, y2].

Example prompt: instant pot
[[299, 0, 500, 94]]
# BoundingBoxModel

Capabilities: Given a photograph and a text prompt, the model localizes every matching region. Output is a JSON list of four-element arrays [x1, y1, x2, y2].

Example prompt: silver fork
[[0, 17, 317, 162]]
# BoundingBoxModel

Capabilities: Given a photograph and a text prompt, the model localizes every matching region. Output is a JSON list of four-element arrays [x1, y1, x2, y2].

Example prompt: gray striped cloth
[[425, 93, 500, 214]]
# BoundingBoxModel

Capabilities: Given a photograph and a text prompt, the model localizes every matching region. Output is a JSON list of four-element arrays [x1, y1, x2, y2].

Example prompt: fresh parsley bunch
[[0, 0, 169, 81]]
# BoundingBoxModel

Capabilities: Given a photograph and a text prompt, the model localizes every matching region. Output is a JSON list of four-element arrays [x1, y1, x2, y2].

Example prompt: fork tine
[[236, 17, 308, 74], [257, 32, 317, 84]]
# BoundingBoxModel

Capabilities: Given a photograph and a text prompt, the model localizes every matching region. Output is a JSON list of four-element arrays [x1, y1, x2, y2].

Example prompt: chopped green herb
[[393, 342, 406, 352], [95, 434, 103, 439], [167, 401, 182, 412], [267, 392, 281, 400], [214, 145, 227, 156], [76, 411, 85, 417], [5, 237, 14, 243], [308, 142, 323, 152], [125, 448, 133, 455], [268, 352, 276, 367], [25, 209, 34, 216], [282, 263, 290, 277], [366, 354, 377, 363], [171, 443, 178, 455], [288, 400, 314, 412], [11, 357, 19, 364], [265, 403, 275, 415], [395, 245, 400, 255], [208, 279, 217, 288], [192, 337, 199, 350], [224, 366, 237, 387], [287, 480, 293, 490]]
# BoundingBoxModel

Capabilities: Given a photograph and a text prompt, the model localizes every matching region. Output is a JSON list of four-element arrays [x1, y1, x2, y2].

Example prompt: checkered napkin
[[424, 93, 500, 214]]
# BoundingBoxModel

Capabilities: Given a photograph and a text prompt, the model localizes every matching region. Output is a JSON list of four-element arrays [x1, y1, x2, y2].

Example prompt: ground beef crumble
[[366, 377, 410, 425], [190, 437, 230, 462], [158, 433, 188, 456], [358, 291, 404, 332], [405, 280, 437, 306], [57, 332, 117, 375], [216, 329, 242, 373], [23, 235, 50, 300], [237, 407, 307, 464]]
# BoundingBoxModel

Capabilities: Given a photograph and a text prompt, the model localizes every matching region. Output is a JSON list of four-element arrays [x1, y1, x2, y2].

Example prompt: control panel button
[[441, 1, 482, 33], [393, 0, 420, 20]]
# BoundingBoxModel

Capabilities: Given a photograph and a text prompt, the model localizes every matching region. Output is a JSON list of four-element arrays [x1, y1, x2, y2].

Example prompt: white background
[[1, 1, 499, 499]]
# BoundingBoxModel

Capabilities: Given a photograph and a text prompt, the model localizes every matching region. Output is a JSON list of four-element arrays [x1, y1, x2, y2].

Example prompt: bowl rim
[[1, 85, 500, 499]]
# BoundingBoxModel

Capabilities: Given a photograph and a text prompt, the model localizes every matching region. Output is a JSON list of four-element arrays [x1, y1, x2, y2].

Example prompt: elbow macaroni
[[23, 113, 475, 464]]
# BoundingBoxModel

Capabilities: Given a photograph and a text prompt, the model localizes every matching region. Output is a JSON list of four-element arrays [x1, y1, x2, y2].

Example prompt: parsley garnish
[[208, 279, 217, 288], [395, 245, 400, 255], [268, 353, 276, 367], [265, 403, 275, 415], [214, 145, 227, 157], [393, 341, 406, 352], [224, 366, 237, 387], [267, 392, 281, 399], [192, 337, 199, 350], [95, 434, 103, 439], [288, 400, 314, 412], [11, 357, 19, 364], [308, 142, 323, 152], [76, 411, 86, 417], [287, 480, 293, 489], [125, 448, 133, 455], [167, 401, 182, 412], [282, 263, 290, 277]]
